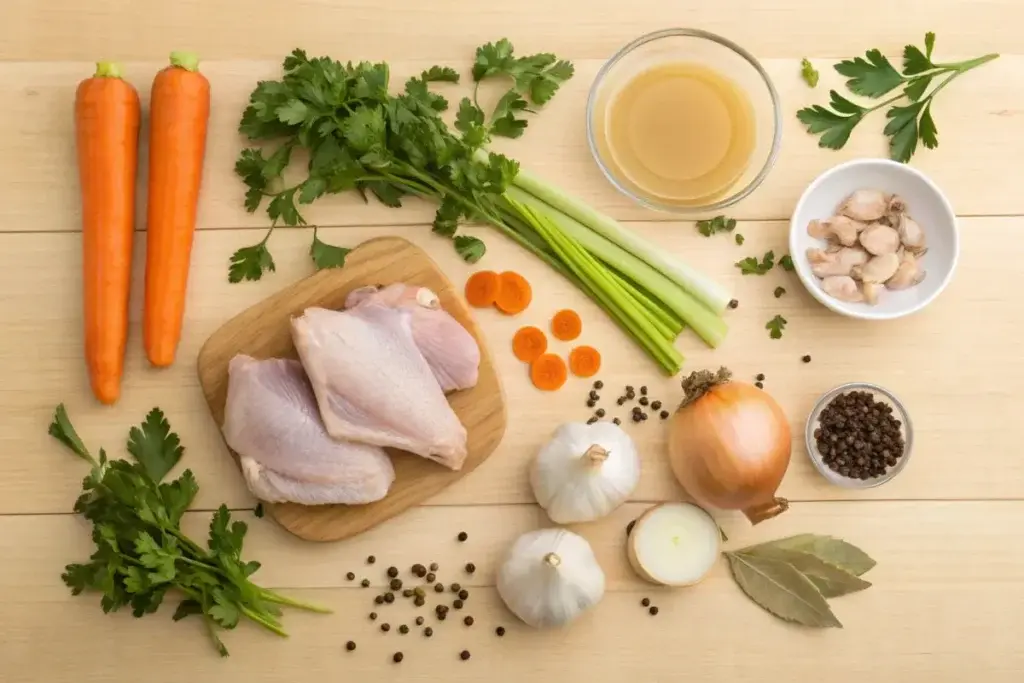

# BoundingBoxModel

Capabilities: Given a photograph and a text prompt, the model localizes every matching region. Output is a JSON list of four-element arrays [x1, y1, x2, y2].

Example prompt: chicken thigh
[[222, 355, 395, 505], [291, 305, 469, 470], [345, 284, 480, 392]]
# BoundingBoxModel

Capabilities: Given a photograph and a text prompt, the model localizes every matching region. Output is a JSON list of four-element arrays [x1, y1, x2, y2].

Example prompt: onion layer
[[667, 367, 791, 525]]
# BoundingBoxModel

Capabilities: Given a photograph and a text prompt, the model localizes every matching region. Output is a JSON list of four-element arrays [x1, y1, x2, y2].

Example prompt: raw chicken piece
[[222, 355, 395, 505], [292, 305, 469, 470], [345, 284, 480, 392]]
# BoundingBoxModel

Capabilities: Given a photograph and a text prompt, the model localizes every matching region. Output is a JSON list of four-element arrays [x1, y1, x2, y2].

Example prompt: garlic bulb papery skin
[[530, 422, 641, 524], [497, 528, 606, 628]]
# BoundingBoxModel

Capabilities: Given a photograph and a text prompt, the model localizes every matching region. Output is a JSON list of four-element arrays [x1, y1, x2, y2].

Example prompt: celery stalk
[[509, 166, 734, 314], [607, 270, 682, 339], [506, 186, 727, 348], [508, 197, 683, 374]]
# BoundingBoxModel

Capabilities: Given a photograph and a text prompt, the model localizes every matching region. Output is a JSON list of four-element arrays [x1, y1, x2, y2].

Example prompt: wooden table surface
[[2, 2, 1023, 681]]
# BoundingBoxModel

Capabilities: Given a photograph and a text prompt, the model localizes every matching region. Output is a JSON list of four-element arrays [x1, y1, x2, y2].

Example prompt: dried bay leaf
[[725, 552, 842, 628], [738, 548, 871, 598], [739, 534, 876, 577]]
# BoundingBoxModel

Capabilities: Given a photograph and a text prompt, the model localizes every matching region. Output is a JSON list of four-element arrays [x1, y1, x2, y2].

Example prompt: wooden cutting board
[[197, 236, 507, 542]]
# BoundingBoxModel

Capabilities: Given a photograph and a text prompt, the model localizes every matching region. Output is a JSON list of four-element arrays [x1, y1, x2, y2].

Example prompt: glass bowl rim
[[804, 381, 915, 489], [584, 27, 783, 215]]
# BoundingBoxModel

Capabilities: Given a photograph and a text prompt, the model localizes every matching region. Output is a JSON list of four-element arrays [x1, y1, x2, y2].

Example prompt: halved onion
[[627, 503, 721, 586]]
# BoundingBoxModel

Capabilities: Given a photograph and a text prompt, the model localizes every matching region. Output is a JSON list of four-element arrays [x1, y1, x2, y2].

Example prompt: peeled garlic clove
[[886, 252, 927, 290], [839, 189, 890, 222], [821, 275, 865, 303], [807, 246, 869, 278], [808, 215, 864, 246], [627, 503, 720, 586], [858, 253, 901, 284], [859, 223, 901, 255], [863, 282, 882, 305], [497, 528, 605, 628], [896, 214, 927, 253], [530, 422, 640, 524], [886, 195, 908, 223]]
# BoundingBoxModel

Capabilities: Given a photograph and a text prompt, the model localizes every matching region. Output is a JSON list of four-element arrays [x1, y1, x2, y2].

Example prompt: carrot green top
[[169, 51, 201, 72], [94, 61, 124, 78]]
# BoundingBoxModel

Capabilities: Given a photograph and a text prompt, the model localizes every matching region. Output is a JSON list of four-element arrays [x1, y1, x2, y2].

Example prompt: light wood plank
[[2, 502, 1022, 681], [1, 55, 1021, 233], [2, 0, 1022, 62], [2, 219, 1019, 514]]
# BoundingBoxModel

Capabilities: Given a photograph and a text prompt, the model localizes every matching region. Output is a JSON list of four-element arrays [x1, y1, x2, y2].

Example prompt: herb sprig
[[766, 314, 787, 339], [696, 215, 737, 237], [797, 33, 998, 162], [50, 405, 330, 656], [800, 58, 819, 88], [735, 250, 775, 275]]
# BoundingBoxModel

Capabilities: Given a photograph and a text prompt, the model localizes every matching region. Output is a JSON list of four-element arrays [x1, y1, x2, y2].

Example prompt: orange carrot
[[75, 62, 141, 404], [569, 345, 602, 378], [530, 353, 568, 391], [143, 52, 211, 367], [464, 270, 501, 307], [494, 271, 532, 315], [551, 309, 582, 341], [512, 326, 548, 363]]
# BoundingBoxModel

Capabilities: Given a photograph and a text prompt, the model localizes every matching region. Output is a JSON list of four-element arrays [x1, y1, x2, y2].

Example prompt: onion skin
[[668, 378, 791, 525]]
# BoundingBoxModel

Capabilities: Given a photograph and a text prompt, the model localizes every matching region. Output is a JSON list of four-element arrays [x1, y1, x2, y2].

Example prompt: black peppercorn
[[625, 385, 634, 393], [367, 555, 376, 564], [381, 623, 391, 632], [728, 299, 739, 309], [415, 616, 424, 626], [640, 412, 648, 421], [399, 624, 409, 634], [457, 531, 468, 542], [626, 390, 636, 400], [402, 589, 413, 598], [384, 592, 395, 604], [586, 400, 596, 409], [465, 563, 476, 574], [651, 400, 662, 410], [370, 612, 378, 620], [641, 598, 650, 607], [774, 286, 786, 298], [632, 413, 642, 423], [594, 380, 604, 389], [346, 641, 356, 651], [639, 396, 649, 406], [756, 373, 765, 381], [458, 589, 469, 600], [374, 595, 384, 605], [617, 397, 626, 406], [464, 616, 474, 626], [450, 583, 461, 592], [802, 354, 812, 363], [589, 390, 599, 401], [649, 606, 659, 616], [660, 410, 669, 419], [426, 572, 436, 582], [414, 596, 425, 607], [411, 563, 426, 577], [495, 626, 506, 636], [453, 599, 464, 609], [434, 583, 444, 593], [595, 408, 606, 418], [755, 381, 764, 389], [361, 579, 370, 588], [387, 566, 398, 578], [429, 562, 439, 571], [612, 417, 621, 425], [390, 578, 402, 590], [346, 572, 355, 581], [393, 652, 403, 663], [460, 650, 471, 661], [424, 627, 434, 637], [437, 612, 447, 621]]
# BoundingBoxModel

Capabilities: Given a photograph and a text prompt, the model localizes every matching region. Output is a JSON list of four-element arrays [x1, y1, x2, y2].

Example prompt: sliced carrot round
[[512, 326, 548, 363], [530, 353, 568, 391], [495, 271, 532, 315], [568, 345, 602, 378], [464, 270, 501, 308], [551, 309, 582, 341]]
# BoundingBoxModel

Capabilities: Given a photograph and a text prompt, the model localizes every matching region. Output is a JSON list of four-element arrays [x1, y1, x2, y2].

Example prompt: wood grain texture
[[197, 237, 506, 541]]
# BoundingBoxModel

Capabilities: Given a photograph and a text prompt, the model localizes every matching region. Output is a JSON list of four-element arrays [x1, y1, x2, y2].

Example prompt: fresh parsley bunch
[[49, 405, 329, 656], [797, 32, 998, 162], [231, 40, 573, 282]]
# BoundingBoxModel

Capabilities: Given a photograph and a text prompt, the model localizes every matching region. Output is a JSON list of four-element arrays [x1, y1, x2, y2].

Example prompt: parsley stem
[[240, 605, 289, 637], [258, 588, 334, 613]]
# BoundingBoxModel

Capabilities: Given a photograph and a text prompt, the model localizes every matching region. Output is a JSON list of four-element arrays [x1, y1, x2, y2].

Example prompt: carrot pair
[[75, 53, 209, 404], [513, 324, 601, 391], [464, 270, 532, 314]]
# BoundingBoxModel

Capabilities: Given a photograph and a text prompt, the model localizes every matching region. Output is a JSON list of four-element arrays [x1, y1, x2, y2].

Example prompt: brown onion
[[667, 367, 791, 525]]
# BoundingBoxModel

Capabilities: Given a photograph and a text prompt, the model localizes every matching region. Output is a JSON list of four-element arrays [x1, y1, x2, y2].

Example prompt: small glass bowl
[[585, 28, 782, 214], [805, 382, 914, 489]]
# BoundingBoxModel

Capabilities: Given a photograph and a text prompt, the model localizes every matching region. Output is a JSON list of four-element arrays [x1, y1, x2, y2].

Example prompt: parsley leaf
[[779, 254, 795, 272], [454, 235, 486, 263], [766, 315, 787, 339], [421, 65, 460, 83], [489, 90, 529, 139], [835, 49, 905, 97], [736, 250, 775, 275], [309, 229, 350, 270], [800, 58, 820, 88], [127, 408, 183, 483], [735, 233, 745, 246], [229, 238, 276, 283], [696, 215, 737, 237], [796, 91, 866, 151], [432, 196, 463, 237]]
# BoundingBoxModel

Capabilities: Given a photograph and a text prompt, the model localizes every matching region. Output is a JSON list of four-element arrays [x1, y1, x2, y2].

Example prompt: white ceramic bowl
[[789, 158, 959, 320]]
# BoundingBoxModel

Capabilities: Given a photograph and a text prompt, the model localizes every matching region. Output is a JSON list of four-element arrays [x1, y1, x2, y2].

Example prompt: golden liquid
[[599, 63, 756, 205]]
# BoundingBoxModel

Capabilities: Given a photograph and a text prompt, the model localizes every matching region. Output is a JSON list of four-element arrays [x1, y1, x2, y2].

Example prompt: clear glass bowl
[[586, 28, 782, 214], [805, 382, 914, 489]]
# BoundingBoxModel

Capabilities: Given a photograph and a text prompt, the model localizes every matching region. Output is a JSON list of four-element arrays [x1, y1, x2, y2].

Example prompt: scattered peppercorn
[[495, 626, 506, 636], [612, 417, 621, 425], [387, 566, 398, 578], [640, 412, 648, 421], [402, 589, 414, 598], [626, 385, 634, 393], [802, 355, 812, 363], [390, 578, 403, 591], [651, 400, 662, 410], [617, 397, 626, 406], [361, 579, 370, 588], [755, 381, 764, 389], [460, 650, 471, 661], [393, 652, 404, 663], [425, 572, 436, 583], [367, 555, 376, 564], [586, 400, 596, 409], [374, 595, 384, 605], [384, 592, 395, 604], [638, 397, 648, 406], [453, 599, 464, 609], [626, 390, 636, 400], [458, 589, 469, 600], [381, 623, 391, 632], [414, 596, 426, 607], [370, 612, 378, 620], [660, 410, 669, 419], [415, 616, 424, 626], [729, 299, 739, 309], [649, 606, 659, 616], [756, 373, 765, 381], [424, 627, 434, 637], [429, 562, 439, 571], [465, 563, 476, 574], [399, 625, 409, 634], [589, 390, 599, 401], [437, 612, 447, 621], [774, 286, 786, 298], [640, 386, 648, 395], [814, 389, 905, 480], [632, 414, 642, 423], [450, 583, 461, 592], [457, 531, 468, 542], [464, 616, 474, 626], [595, 408, 606, 418], [435, 605, 447, 615], [594, 380, 604, 389], [434, 584, 444, 593], [346, 641, 356, 651], [346, 572, 355, 581], [411, 563, 426, 577], [641, 598, 650, 607]]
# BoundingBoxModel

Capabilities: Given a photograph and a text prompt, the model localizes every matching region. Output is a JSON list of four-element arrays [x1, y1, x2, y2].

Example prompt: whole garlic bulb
[[497, 528, 605, 628], [530, 422, 640, 524]]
